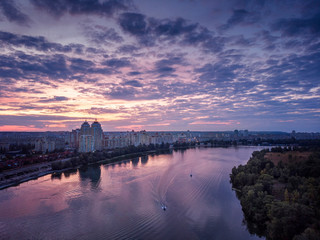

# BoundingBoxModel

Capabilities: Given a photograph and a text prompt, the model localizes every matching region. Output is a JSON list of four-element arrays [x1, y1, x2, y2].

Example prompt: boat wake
[[151, 166, 177, 211]]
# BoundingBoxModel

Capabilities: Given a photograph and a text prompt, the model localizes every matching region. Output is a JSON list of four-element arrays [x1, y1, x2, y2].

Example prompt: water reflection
[[131, 157, 139, 166], [0, 147, 266, 240], [141, 155, 148, 165], [79, 165, 101, 189], [63, 169, 78, 178], [51, 172, 62, 180]]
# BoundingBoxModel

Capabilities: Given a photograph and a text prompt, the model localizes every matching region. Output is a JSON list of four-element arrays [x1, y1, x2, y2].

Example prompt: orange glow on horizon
[[0, 125, 43, 131]]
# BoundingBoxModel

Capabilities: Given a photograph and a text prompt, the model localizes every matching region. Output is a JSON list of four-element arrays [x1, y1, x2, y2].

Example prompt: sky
[[0, 0, 319, 132]]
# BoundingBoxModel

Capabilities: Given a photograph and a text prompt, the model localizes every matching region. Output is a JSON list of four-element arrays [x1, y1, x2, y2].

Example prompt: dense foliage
[[230, 148, 320, 240]]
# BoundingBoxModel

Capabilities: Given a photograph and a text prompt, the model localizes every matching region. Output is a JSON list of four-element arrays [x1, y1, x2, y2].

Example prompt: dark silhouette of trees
[[230, 147, 320, 240]]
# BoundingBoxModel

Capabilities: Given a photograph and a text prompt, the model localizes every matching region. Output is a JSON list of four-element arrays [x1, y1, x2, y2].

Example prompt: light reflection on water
[[0, 147, 265, 240]]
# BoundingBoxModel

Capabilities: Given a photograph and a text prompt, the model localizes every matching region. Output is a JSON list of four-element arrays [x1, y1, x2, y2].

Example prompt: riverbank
[[0, 144, 250, 190], [0, 162, 55, 190], [0, 148, 173, 190], [0, 157, 74, 190]]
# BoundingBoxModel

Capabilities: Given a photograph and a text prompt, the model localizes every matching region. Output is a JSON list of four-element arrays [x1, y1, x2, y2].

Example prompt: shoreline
[[0, 149, 172, 190], [0, 145, 260, 190]]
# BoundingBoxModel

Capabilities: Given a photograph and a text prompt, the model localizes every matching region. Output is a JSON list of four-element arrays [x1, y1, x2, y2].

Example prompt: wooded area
[[230, 147, 320, 240]]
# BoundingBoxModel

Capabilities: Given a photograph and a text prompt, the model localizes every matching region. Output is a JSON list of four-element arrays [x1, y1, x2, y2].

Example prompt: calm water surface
[[0, 147, 265, 240]]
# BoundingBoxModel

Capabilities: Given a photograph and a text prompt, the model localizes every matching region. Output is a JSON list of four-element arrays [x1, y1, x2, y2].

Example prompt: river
[[0, 147, 265, 240]]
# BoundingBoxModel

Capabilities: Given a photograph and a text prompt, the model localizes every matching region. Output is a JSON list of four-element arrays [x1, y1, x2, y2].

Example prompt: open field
[[265, 151, 311, 165]]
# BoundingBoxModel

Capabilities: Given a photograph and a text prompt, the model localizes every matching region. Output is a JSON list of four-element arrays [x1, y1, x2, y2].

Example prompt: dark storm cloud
[[151, 19, 225, 52], [151, 17, 198, 37], [86, 47, 101, 54], [0, 48, 126, 83], [0, 53, 68, 81], [41, 55, 69, 79], [69, 43, 84, 54], [69, 58, 94, 72], [155, 56, 184, 67], [102, 58, 131, 68], [153, 56, 185, 77], [118, 13, 224, 52], [272, 13, 320, 37], [156, 66, 175, 75], [0, 0, 30, 25], [117, 44, 139, 54], [0, 54, 22, 79], [70, 56, 122, 76], [0, 31, 85, 53], [124, 80, 142, 87], [220, 9, 259, 30], [196, 63, 243, 84], [118, 12, 147, 35], [127, 71, 141, 76], [30, 0, 133, 17]]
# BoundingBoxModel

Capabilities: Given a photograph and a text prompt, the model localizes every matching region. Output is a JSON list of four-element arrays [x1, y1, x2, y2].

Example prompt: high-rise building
[[91, 120, 103, 151], [79, 121, 92, 152], [70, 129, 80, 148], [79, 120, 103, 152], [35, 137, 56, 153]]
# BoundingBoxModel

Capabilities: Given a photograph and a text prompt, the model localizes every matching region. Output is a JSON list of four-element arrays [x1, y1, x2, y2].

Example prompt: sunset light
[[0, 0, 318, 132]]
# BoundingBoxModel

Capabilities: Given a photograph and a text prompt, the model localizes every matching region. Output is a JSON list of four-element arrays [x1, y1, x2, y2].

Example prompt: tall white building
[[79, 120, 103, 152]]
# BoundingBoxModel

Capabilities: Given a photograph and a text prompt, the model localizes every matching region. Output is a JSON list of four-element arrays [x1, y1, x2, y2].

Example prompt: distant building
[[70, 129, 80, 148], [0, 142, 10, 153], [177, 133, 187, 143], [79, 121, 91, 152], [79, 120, 103, 152], [91, 120, 103, 151], [35, 138, 56, 153]]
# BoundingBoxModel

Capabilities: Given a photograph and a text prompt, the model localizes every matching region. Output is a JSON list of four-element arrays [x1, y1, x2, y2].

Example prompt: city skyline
[[0, 0, 319, 132]]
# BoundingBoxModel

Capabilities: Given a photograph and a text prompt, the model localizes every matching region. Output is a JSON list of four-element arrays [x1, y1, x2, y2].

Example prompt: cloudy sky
[[0, 0, 319, 132]]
